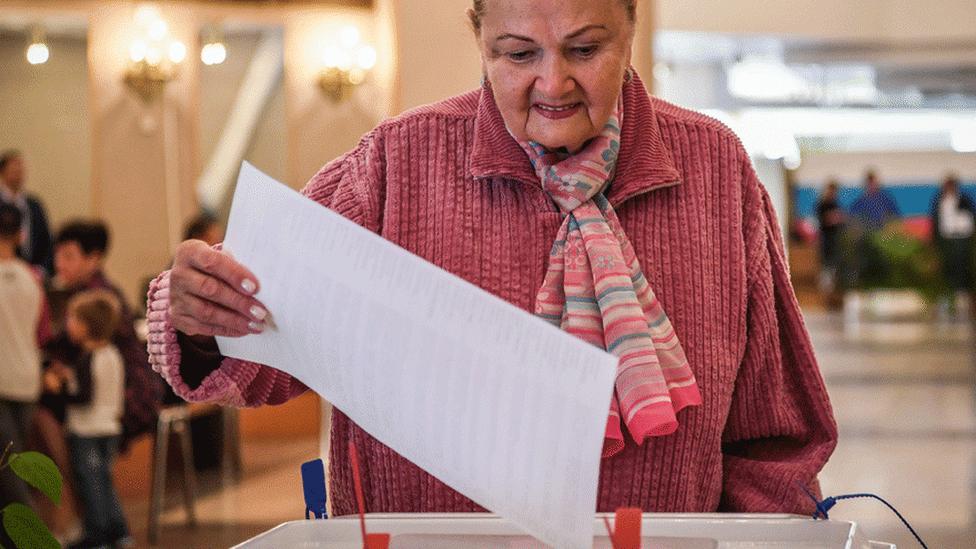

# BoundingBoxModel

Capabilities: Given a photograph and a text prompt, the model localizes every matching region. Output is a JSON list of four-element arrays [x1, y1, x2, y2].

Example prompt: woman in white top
[[930, 174, 976, 316]]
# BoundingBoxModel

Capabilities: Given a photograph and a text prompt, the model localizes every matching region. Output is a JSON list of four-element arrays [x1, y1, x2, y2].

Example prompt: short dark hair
[[183, 211, 219, 242], [56, 220, 110, 256], [0, 204, 23, 238], [68, 289, 121, 342], [0, 149, 21, 172]]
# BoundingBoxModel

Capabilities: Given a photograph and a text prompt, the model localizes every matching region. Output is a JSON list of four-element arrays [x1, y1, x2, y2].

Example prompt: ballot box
[[232, 512, 897, 548]]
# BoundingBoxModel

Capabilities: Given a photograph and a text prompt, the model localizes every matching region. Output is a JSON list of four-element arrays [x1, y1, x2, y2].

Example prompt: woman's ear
[[466, 7, 480, 36], [478, 55, 489, 86], [623, 31, 635, 70]]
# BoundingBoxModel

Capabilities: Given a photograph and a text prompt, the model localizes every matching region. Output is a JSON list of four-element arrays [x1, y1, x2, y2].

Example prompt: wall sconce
[[201, 24, 227, 66], [123, 6, 185, 104], [317, 25, 376, 102], [25, 26, 49, 65]]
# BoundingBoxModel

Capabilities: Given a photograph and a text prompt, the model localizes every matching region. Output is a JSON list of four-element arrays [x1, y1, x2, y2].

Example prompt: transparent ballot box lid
[[232, 513, 896, 548]]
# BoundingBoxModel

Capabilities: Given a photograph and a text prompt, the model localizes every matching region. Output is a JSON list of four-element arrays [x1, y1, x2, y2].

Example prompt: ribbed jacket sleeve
[[145, 133, 385, 407], [719, 157, 838, 513]]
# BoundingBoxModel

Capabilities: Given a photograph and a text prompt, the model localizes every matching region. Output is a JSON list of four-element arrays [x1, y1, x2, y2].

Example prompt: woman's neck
[[0, 243, 16, 260]]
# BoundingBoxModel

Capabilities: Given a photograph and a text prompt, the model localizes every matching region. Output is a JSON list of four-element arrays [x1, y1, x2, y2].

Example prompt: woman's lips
[[532, 102, 581, 120]]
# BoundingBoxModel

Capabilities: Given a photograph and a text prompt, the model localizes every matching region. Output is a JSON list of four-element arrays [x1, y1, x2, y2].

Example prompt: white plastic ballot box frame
[[231, 513, 897, 548]]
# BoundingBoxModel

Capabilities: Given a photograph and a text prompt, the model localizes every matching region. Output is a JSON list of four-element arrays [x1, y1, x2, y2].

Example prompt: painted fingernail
[[248, 321, 265, 333], [241, 279, 257, 294], [249, 305, 268, 321]]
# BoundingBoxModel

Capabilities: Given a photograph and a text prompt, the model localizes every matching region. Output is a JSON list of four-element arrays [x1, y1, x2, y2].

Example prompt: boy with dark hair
[[49, 290, 130, 548], [0, 204, 49, 548]]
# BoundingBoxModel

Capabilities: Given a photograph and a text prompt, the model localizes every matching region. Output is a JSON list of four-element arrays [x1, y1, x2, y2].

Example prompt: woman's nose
[[534, 56, 575, 99]]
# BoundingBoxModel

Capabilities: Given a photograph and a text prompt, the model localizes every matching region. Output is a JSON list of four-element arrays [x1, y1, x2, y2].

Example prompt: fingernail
[[249, 305, 267, 321], [248, 321, 265, 333], [241, 279, 257, 294]]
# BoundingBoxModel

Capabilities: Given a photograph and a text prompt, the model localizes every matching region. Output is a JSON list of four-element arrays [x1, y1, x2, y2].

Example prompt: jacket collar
[[470, 72, 682, 206], [0, 183, 27, 208]]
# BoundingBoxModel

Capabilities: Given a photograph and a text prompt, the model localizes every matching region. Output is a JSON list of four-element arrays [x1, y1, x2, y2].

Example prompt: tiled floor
[[123, 437, 320, 548], [126, 310, 976, 548], [811, 311, 976, 548]]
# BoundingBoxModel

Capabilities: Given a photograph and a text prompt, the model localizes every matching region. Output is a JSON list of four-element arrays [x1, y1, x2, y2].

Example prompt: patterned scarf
[[520, 99, 702, 458]]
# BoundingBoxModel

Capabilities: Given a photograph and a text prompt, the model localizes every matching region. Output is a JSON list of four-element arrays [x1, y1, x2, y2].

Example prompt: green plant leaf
[[1, 503, 59, 549], [8, 452, 62, 505]]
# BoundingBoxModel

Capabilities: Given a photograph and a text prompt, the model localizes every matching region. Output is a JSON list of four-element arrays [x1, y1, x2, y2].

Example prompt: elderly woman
[[147, 0, 836, 516]]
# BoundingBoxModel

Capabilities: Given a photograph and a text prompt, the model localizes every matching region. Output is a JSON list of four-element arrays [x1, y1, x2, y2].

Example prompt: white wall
[[199, 30, 288, 207], [0, 34, 91, 228], [284, 6, 393, 188], [392, 0, 482, 110], [657, 0, 976, 42]]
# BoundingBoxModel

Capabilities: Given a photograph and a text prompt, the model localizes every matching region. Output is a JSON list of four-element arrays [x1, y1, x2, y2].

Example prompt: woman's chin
[[528, 134, 588, 153]]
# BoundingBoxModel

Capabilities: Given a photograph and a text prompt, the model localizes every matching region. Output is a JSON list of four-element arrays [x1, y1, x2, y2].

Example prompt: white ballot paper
[[217, 163, 618, 549]]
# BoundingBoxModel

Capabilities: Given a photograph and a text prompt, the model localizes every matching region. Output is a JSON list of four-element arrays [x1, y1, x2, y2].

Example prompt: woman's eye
[[573, 45, 599, 58], [506, 50, 536, 62]]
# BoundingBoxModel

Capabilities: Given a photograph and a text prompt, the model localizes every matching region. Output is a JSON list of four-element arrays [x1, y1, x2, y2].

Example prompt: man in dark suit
[[0, 149, 53, 275]]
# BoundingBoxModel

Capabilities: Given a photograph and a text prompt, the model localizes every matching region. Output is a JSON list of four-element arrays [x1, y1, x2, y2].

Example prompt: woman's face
[[476, 0, 634, 152]]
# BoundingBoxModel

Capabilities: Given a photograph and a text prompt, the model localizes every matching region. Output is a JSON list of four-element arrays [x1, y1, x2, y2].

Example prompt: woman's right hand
[[169, 240, 269, 338]]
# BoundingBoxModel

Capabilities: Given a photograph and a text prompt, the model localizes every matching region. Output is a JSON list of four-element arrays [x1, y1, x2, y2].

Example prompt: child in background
[[49, 289, 130, 549]]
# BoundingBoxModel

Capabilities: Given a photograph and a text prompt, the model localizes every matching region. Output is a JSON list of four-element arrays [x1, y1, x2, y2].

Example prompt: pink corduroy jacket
[[146, 74, 837, 517]]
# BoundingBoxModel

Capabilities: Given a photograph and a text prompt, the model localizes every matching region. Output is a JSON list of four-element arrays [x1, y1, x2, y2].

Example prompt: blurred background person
[[850, 169, 900, 231], [845, 169, 901, 289], [0, 149, 53, 275], [930, 173, 976, 316], [155, 212, 228, 438], [48, 290, 130, 549], [0, 204, 49, 548], [182, 211, 224, 246], [816, 179, 845, 308]]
